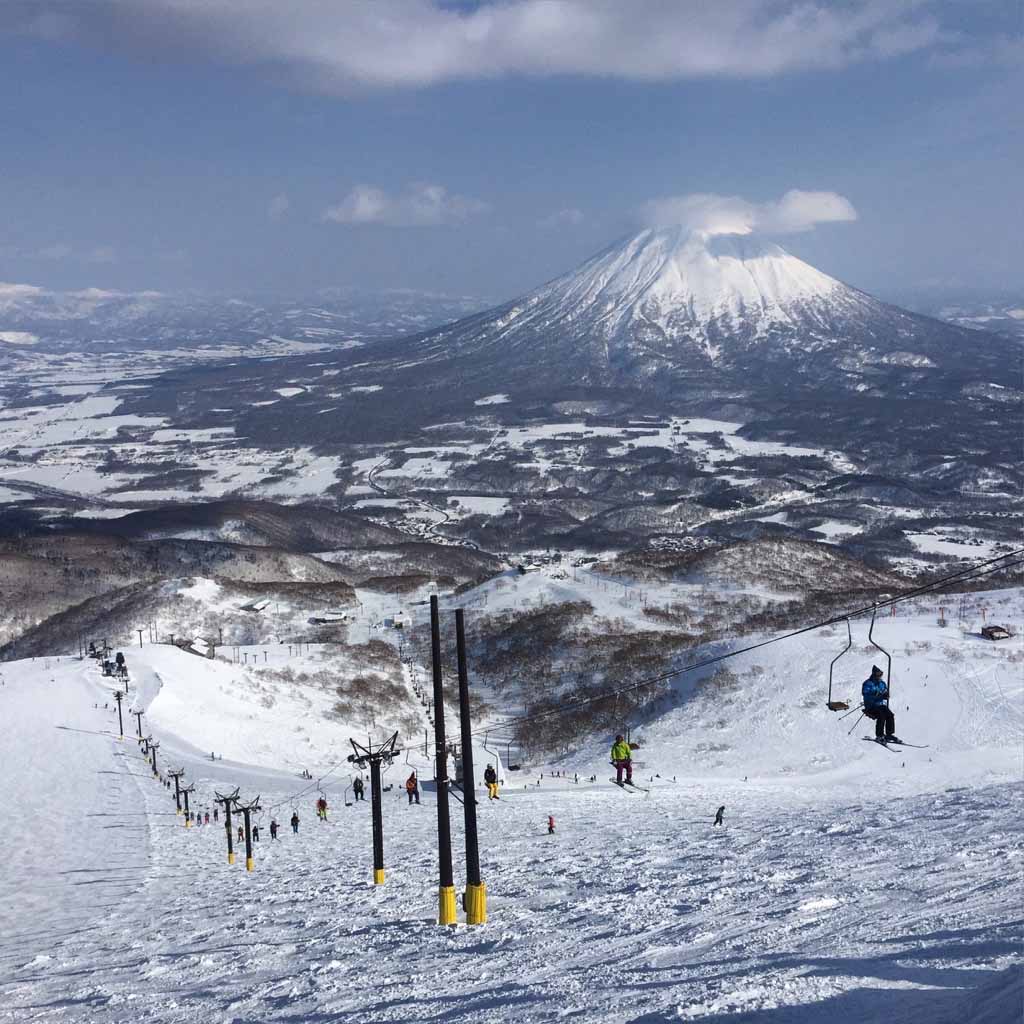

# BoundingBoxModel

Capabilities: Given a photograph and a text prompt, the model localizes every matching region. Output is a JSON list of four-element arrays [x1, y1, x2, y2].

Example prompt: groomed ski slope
[[1, 591, 1022, 1024]]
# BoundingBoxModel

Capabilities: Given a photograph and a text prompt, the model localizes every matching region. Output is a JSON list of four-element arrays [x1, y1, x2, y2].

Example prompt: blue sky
[[0, 1, 1020, 300]]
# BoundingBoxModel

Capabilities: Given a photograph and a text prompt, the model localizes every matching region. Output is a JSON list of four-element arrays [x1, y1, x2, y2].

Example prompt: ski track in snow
[[2, 638, 1022, 1023]]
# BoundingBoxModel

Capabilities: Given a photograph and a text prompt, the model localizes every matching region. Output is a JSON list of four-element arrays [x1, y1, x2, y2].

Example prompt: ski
[[862, 736, 928, 750], [610, 777, 649, 792], [863, 737, 898, 751]]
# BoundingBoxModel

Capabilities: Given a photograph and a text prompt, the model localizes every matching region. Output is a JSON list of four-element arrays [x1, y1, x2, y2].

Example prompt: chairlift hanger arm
[[867, 607, 893, 700]]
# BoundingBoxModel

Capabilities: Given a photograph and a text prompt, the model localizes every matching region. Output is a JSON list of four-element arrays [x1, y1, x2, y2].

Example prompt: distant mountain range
[[0, 283, 487, 352]]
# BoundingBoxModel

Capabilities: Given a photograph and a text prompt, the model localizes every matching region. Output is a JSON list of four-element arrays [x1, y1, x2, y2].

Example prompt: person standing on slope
[[406, 771, 420, 805], [484, 764, 500, 801], [290, 812, 300, 834], [270, 819, 279, 840], [611, 735, 633, 784], [316, 796, 328, 821], [862, 665, 898, 743]]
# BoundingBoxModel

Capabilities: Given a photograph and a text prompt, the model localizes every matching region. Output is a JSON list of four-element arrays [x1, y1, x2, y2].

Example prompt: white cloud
[[539, 208, 585, 228], [323, 183, 489, 227], [268, 193, 290, 221], [641, 189, 858, 237], [1, 1, 956, 92]]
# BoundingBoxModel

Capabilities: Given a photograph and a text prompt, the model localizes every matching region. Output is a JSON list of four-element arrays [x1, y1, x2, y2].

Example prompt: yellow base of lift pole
[[246, 857, 254, 872], [374, 868, 385, 885], [228, 851, 236, 865], [438, 885, 458, 926], [465, 882, 488, 925]]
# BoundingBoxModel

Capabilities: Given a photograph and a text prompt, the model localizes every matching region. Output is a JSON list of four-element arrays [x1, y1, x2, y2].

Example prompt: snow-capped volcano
[[408, 225, 968, 383]]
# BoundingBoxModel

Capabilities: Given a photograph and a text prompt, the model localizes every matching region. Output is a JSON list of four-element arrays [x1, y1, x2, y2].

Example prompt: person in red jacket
[[316, 796, 328, 821]]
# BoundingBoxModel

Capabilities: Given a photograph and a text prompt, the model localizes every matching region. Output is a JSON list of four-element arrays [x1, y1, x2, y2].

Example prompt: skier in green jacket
[[611, 735, 633, 784]]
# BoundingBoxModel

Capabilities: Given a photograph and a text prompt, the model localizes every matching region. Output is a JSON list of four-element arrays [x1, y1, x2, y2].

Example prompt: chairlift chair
[[826, 619, 853, 711]]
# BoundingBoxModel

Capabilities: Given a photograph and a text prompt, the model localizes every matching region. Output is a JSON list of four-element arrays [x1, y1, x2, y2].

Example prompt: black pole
[[455, 609, 485, 923], [183, 787, 192, 826], [132, 709, 144, 738], [150, 742, 158, 776], [242, 807, 254, 871], [370, 758, 385, 884], [223, 801, 235, 863], [137, 629, 144, 647], [114, 691, 124, 738], [430, 595, 456, 925], [170, 771, 182, 813]]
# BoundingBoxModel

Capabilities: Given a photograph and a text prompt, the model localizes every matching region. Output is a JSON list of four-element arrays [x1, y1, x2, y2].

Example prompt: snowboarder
[[270, 819, 279, 840], [714, 806, 725, 826], [352, 778, 365, 802], [252, 825, 260, 843], [238, 825, 244, 841], [862, 665, 898, 742], [484, 764, 500, 800], [291, 812, 300, 834], [406, 772, 420, 805], [611, 735, 633, 784], [548, 815, 555, 835], [316, 796, 328, 821]]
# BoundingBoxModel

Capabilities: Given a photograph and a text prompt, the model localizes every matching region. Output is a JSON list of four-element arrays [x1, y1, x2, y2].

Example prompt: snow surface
[[908, 530, 1007, 561], [2, 585, 1022, 1022], [811, 518, 863, 542]]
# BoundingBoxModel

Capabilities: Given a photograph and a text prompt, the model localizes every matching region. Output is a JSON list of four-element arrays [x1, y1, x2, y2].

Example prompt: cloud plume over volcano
[[641, 190, 858, 238]]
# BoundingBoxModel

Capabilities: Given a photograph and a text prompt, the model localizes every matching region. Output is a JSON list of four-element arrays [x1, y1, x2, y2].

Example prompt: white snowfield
[[1, 590, 1022, 1023]]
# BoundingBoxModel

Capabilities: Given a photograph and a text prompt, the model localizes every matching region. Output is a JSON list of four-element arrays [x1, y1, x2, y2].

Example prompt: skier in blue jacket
[[862, 665, 898, 743]]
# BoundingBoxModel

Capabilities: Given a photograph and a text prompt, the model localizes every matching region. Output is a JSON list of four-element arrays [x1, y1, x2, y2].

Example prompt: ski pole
[[838, 703, 863, 721], [847, 712, 865, 736]]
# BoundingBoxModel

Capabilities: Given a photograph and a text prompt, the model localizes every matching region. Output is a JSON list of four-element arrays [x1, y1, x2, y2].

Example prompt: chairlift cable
[[485, 549, 1024, 730]]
